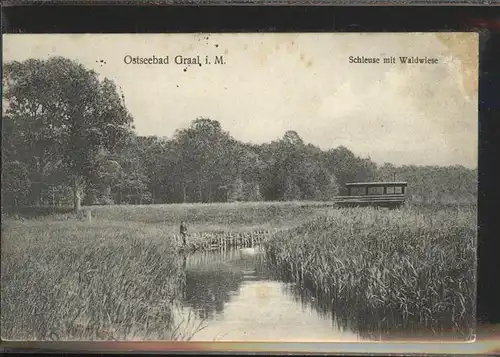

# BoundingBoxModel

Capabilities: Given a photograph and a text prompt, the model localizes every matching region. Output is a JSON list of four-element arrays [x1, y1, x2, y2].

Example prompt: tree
[[3, 57, 134, 212], [283, 176, 302, 201], [1, 161, 31, 208], [377, 163, 397, 181], [242, 181, 263, 201], [282, 130, 304, 147], [325, 146, 378, 194], [377, 164, 477, 204], [173, 118, 236, 203], [83, 148, 123, 205], [135, 136, 170, 204], [227, 177, 244, 202]]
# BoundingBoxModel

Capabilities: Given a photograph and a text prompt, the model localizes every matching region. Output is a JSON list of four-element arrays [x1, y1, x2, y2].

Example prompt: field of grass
[[0, 219, 200, 341], [5, 201, 330, 232], [1, 201, 477, 341], [264, 204, 477, 340], [86, 201, 331, 231]]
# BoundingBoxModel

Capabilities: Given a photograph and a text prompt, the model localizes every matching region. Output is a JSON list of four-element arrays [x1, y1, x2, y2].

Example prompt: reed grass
[[264, 204, 476, 339], [0, 220, 195, 341]]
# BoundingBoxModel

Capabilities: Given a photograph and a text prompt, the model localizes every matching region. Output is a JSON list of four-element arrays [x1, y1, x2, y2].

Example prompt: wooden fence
[[174, 229, 272, 252]]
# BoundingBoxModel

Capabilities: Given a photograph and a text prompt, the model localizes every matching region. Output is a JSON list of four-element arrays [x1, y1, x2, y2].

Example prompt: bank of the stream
[[264, 205, 476, 340]]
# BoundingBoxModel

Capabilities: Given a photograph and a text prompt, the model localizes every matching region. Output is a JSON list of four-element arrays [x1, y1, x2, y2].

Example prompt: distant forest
[[2, 57, 477, 212]]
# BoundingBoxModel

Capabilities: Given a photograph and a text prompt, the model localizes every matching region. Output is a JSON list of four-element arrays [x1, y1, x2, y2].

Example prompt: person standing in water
[[180, 221, 188, 246]]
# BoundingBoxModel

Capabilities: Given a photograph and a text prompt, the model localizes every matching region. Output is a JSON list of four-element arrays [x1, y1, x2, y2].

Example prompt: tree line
[[2, 57, 477, 212]]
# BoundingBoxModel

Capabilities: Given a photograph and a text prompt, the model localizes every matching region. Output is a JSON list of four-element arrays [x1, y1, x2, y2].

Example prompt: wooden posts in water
[[178, 229, 271, 253]]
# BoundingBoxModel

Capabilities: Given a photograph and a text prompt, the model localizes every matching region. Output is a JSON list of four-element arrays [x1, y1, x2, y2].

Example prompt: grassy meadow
[[1, 201, 476, 340], [86, 201, 332, 232]]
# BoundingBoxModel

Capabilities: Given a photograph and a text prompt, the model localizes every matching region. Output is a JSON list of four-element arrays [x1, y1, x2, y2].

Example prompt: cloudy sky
[[3, 33, 478, 168]]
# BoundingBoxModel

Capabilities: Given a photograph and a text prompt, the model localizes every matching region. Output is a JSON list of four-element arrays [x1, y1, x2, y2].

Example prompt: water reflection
[[175, 247, 360, 341], [183, 269, 242, 319], [179, 248, 272, 320], [173, 247, 469, 342], [277, 267, 473, 341]]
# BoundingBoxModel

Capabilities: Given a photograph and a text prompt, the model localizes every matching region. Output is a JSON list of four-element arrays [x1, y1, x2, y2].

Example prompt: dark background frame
[[1, 3, 499, 354]]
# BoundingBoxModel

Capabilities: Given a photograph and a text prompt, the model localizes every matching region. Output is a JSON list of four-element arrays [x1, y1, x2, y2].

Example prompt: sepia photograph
[[1, 33, 477, 343]]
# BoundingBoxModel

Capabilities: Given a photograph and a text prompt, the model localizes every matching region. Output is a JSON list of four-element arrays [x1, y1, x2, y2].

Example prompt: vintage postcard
[[1, 33, 478, 343]]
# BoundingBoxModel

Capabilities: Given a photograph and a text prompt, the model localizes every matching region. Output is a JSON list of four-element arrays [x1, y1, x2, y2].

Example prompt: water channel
[[168, 245, 470, 343], [169, 246, 359, 342]]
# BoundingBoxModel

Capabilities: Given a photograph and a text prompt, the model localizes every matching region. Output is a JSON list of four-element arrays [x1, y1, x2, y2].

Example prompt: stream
[[173, 246, 364, 342]]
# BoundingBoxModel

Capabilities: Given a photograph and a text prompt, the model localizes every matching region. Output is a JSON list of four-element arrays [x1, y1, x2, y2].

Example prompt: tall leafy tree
[[324, 146, 377, 194], [3, 57, 134, 211], [173, 118, 236, 203]]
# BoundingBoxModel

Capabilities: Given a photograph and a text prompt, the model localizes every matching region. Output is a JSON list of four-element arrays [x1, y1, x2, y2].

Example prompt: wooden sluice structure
[[333, 181, 408, 209], [175, 229, 272, 252]]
